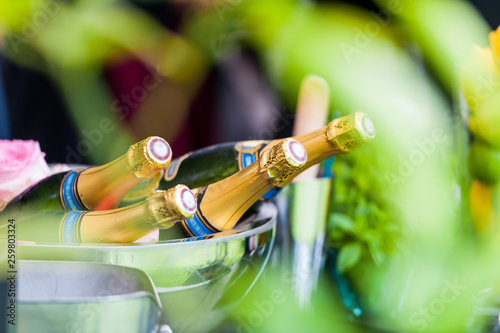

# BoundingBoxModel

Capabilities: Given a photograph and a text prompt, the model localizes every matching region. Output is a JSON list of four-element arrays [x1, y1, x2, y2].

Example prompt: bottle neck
[[74, 136, 171, 211], [190, 141, 302, 233], [269, 119, 361, 187], [79, 200, 156, 243], [259, 127, 333, 188], [191, 162, 270, 232], [77, 155, 154, 210], [262, 113, 373, 189], [80, 192, 182, 243], [118, 172, 162, 207], [291, 126, 339, 166]]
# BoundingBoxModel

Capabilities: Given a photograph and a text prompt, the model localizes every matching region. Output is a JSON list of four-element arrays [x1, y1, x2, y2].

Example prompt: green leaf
[[366, 233, 385, 266], [328, 229, 345, 243], [359, 229, 376, 244], [354, 200, 367, 218], [329, 213, 356, 234], [369, 243, 385, 266], [337, 242, 363, 273], [354, 214, 367, 232]]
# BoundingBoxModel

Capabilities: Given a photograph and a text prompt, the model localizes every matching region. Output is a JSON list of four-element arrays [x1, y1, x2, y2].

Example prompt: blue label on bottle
[[183, 212, 219, 237], [59, 211, 84, 244], [261, 187, 282, 200], [60, 171, 86, 210], [241, 153, 256, 168]]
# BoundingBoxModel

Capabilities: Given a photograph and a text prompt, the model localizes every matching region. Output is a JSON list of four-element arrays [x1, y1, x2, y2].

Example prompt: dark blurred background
[[0, 0, 498, 164]]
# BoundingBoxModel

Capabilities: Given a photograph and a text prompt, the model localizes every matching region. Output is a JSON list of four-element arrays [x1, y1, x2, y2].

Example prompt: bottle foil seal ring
[[174, 185, 197, 218], [358, 113, 376, 141], [284, 138, 308, 167], [146, 137, 172, 166]]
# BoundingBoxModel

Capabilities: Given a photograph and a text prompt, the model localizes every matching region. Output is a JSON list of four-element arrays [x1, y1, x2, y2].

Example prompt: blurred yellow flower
[[489, 25, 500, 63], [461, 45, 500, 111], [468, 89, 500, 148], [470, 180, 495, 233]]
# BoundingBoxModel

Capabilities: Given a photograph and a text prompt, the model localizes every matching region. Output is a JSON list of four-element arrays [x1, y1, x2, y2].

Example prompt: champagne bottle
[[118, 172, 163, 207], [162, 138, 307, 239], [0, 185, 197, 243], [2, 136, 172, 219], [125, 112, 375, 204]]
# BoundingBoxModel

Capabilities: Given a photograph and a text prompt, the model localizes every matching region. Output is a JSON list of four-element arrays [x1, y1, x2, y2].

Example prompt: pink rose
[[0, 140, 51, 210]]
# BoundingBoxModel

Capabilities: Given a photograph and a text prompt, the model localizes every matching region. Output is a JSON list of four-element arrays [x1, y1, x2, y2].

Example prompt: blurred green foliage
[[1, 0, 499, 331], [230, 0, 497, 331], [328, 144, 401, 274]]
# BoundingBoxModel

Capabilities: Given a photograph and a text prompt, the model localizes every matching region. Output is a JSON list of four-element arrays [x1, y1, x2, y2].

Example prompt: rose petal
[[0, 140, 51, 206]]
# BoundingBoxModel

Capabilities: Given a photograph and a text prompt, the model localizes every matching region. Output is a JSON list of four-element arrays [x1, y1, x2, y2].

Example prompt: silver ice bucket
[[17, 260, 163, 333], [16, 202, 277, 332]]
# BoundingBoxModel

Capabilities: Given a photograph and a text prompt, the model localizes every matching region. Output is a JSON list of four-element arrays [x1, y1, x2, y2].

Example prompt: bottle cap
[[359, 113, 376, 140], [149, 185, 197, 228], [127, 136, 172, 179], [284, 139, 308, 167], [146, 137, 172, 165], [326, 112, 376, 153], [174, 185, 197, 218]]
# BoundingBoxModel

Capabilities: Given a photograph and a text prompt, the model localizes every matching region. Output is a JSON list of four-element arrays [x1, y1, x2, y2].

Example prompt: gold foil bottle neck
[[126, 136, 172, 179], [326, 112, 376, 153], [147, 185, 197, 228], [260, 138, 307, 186]]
